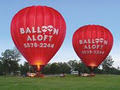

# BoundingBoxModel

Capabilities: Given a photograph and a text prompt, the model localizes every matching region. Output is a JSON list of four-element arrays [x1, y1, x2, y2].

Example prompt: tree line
[[0, 48, 120, 76]]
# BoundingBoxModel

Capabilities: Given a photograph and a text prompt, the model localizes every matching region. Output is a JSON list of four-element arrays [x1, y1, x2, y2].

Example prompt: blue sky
[[0, 0, 120, 67]]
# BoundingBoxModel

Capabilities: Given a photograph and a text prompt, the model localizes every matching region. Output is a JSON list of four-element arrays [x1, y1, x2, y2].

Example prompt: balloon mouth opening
[[87, 66, 97, 73], [32, 65, 45, 72]]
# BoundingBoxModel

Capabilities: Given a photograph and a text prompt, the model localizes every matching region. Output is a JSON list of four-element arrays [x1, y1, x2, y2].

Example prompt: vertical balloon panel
[[11, 6, 66, 71]]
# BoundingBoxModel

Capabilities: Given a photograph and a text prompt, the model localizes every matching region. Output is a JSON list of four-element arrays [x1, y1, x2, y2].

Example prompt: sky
[[0, 0, 120, 68]]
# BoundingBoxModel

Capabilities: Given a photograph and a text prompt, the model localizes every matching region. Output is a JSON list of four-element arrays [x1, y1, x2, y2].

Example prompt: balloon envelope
[[72, 25, 113, 68], [11, 6, 66, 71]]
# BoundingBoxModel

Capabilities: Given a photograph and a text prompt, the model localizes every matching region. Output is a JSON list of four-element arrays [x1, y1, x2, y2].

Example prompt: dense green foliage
[[0, 48, 21, 75], [0, 48, 120, 75]]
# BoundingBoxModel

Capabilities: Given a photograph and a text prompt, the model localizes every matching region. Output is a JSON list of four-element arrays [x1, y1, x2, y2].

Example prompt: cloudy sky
[[0, 0, 120, 67]]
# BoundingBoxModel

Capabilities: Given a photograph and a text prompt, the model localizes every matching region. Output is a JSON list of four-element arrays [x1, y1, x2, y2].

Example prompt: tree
[[67, 60, 77, 72], [1, 47, 21, 61], [80, 62, 89, 73], [0, 48, 21, 75], [19, 61, 32, 75], [67, 60, 89, 75], [42, 64, 51, 74], [58, 62, 71, 74], [73, 60, 82, 76], [101, 55, 114, 73], [9, 60, 19, 74], [49, 63, 60, 74], [1, 58, 11, 75], [0, 60, 3, 74]]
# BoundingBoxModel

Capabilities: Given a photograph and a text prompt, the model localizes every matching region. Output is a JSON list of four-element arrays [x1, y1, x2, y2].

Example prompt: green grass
[[0, 74, 120, 90]]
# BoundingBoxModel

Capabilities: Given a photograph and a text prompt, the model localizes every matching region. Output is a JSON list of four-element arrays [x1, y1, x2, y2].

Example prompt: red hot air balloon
[[11, 6, 66, 72], [72, 25, 113, 73]]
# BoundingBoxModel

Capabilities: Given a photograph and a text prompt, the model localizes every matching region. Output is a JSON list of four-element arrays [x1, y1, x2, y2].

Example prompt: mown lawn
[[0, 74, 120, 90]]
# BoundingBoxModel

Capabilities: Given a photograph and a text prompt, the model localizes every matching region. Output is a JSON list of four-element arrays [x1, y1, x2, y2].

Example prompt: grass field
[[0, 74, 120, 90]]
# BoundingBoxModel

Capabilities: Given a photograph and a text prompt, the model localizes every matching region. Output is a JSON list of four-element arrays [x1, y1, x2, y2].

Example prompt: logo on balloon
[[79, 38, 108, 54], [19, 25, 59, 48]]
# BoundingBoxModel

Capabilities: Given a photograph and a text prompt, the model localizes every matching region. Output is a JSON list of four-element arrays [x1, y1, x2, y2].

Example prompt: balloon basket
[[89, 73, 96, 77], [35, 72, 44, 78], [26, 65, 45, 78], [80, 73, 95, 77], [87, 66, 96, 77], [26, 72, 44, 78]]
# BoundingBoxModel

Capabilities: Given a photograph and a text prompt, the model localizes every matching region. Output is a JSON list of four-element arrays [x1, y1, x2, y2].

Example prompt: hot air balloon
[[72, 25, 113, 75], [11, 6, 66, 74]]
